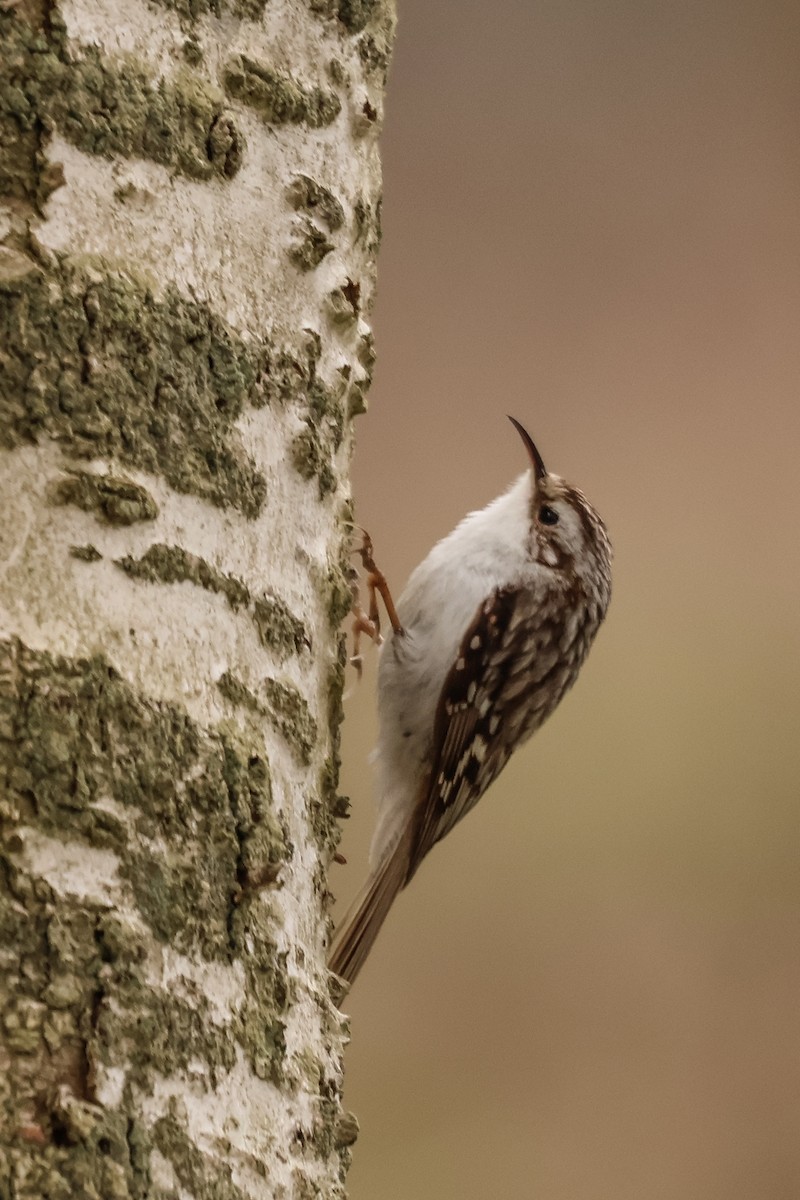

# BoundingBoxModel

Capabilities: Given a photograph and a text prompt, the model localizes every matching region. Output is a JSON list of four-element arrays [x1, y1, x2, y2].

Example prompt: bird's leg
[[348, 528, 403, 678], [356, 528, 404, 640], [349, 567, 380, 680]]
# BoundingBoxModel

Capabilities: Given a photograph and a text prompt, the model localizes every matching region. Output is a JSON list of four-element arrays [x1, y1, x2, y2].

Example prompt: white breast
[[369, 471, 538, 866]]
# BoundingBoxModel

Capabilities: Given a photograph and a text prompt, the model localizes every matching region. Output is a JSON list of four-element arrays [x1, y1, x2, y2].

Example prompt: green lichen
[[0, 14, 243, 198], [0, 637, 303, 1186], [116, 547, 310, 659], [153, 1108, 250, 1200], [148, 0, 268, 21], [223, 54, 340, 127], [327, 280, 360, 327], [217, 671, 317, 765], [287, 175, 345, 232], [54, 54, 238, 181], [353, 193, 383, 258], [105, 985, 237, 1084], [181, 36, 203, 65], [293, 1168, 343, 1200], [0, 641, 288, 956], [227, 0, 271, 16], [313, 641, 349, 855], [0, 257, 267, 517], [290, 219, 335, 272], [115, 544, 250, 610], [50, 470, 158, 526], [253, 594, 310, 657], [327, 57, 348, 86], [69, 544, 102, 562], [261, 679, 316, 765], [293, 424, 338, 498], [229, 905, 288, 1083], [358, 31, 392, 80], [224, 744, 289, 891], [217, 670, 262, 714], [257, 353, 300, 407], [357, 328, 377, 374], [256, 334, 351, 495], [315, 520, 356, 640], [206, 113, 245, 179], [336, 0, 380, 33]]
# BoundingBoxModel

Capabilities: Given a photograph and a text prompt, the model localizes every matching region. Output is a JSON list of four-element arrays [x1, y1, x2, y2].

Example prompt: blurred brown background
[[335, 1, 800, 1196]]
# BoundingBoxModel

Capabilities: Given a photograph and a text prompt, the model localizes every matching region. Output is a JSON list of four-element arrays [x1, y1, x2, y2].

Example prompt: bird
[[329, 417, 612, 986]]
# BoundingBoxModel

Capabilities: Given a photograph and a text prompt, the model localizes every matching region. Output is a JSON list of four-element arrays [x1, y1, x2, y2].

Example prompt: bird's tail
[[328, 830, 411, 987]]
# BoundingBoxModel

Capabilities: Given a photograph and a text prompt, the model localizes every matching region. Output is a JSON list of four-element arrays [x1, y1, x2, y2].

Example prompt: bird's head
[[508, 416, 612, 593]]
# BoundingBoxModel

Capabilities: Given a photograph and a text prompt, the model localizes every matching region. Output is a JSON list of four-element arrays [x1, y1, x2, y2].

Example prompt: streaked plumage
[[329, 421, 612, 986]]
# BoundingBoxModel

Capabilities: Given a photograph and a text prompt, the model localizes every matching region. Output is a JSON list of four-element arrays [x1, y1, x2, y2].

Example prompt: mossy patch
[[224, 744, 290, 892], [153, 1108, 250, 1200], [255, 333, 351, 497], [290, 219, 335, 272], [353, 192, 383, 258], [327, 279, 361, 327], [327, 556, 356, 633], [149, 0, 269, 22], [115, 544, 250, 611], [0, 636, 300, 1182], [293, 424, 338, 498], [217, 670, 263, 714], [206, 112, 245, 179], [0, 617, 346, 1184], [253, 594, 311, 657], [223, 54, 340, 128], [261, 679, 317, 765], [0, 14, 243, 202], [357, 31, 393, 81], [50, 470, 158, 526], [116, 546, 311, 660], [0, 640, 289, 956], [217, 671, 317, 765], [336, 0, 382, 34], [285, 175, 345, 274], [0, 250, 359, 510], [287, 175, 345, 232], [69, 544, 103, 562], [0, 257, 267, 517], [312, 638, 349, 856]]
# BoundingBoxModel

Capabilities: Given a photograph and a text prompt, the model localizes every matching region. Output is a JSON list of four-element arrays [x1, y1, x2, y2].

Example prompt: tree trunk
[[0, 1, 394, 1195]]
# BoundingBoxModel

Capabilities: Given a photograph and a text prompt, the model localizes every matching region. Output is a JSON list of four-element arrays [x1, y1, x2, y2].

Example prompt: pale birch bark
[[0, 1, 394, 1195]]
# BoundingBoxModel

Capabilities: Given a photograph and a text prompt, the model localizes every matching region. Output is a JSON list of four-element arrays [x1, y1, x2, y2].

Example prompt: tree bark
[[0, 1, 394, 1195]]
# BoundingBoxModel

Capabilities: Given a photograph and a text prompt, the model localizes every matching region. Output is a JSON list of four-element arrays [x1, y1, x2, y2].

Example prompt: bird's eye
[[539, 505, 559, 526]]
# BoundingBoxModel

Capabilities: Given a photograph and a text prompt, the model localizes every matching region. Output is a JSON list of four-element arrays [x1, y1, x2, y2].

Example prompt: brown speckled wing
[[407, 587, 523, 880]]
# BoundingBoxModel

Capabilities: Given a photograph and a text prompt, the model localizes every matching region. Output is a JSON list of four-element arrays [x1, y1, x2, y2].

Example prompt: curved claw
[[345, 526, 402, 678]]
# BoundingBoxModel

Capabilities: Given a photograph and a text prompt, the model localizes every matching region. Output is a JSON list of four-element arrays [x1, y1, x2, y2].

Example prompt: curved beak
[[507, 416, 547, 483]]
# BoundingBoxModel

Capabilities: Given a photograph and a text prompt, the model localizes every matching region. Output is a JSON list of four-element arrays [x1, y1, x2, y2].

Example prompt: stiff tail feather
[[328, 831, 411, 987]]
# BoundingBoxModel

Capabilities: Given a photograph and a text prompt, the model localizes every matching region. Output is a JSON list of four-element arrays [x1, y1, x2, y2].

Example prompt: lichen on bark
[[0, 12, 244, 200], [115, 545, 313, 659], [0, 254, 268, 517], [49, 470, 159, 525], [0, 639, 317, 1192], [217, 671, 317, 765], [223, 54, 341, 128]]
